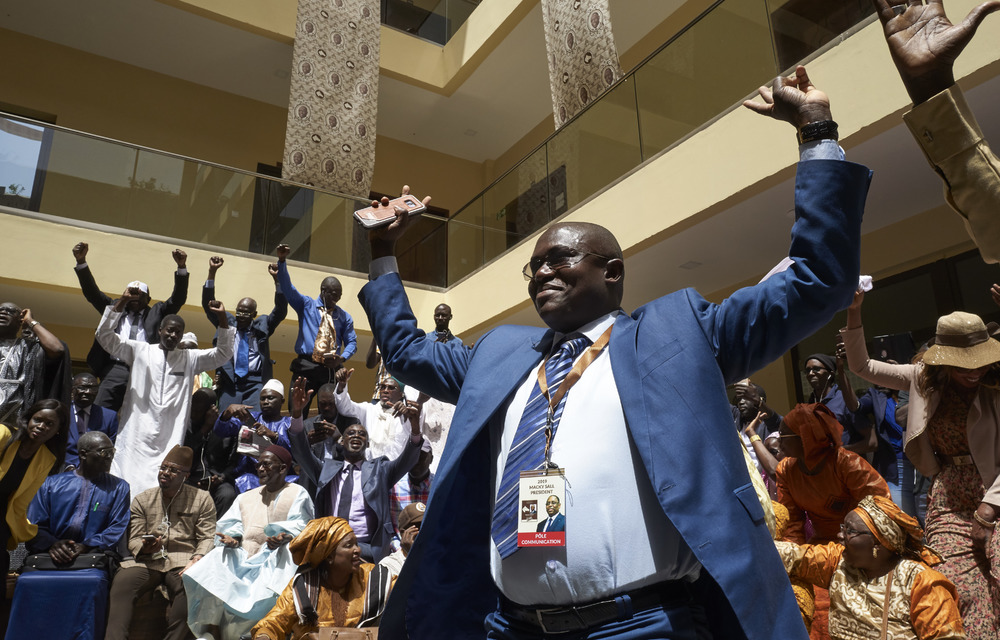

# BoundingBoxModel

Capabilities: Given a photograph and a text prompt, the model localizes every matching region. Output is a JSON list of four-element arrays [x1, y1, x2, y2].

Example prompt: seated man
[[98, 291, 234, 494], [72, 242, 189, 410], [7, 432, 130, 639], [105, 446, 216, 640], [183, 445, 314, 640], [380, 501, 424, 578], [66, 372, 119, 470], [288, 378, 421, 562], [185, 388, 238, 518], [213, 379, 293, 492], [275, 243, 357, 413], [203, 256, 287, 412]]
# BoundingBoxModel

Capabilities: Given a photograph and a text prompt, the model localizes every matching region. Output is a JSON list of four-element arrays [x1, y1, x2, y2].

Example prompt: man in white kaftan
[[97, 293, 234, 494], [181, 446, 313, 640]]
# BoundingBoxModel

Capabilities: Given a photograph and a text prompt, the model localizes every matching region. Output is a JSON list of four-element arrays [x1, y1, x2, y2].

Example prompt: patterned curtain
[[541, 0, 623, 128], [282, 0, 381, 198]]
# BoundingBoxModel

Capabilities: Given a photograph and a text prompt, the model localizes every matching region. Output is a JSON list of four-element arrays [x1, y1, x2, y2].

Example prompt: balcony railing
[[0, 0, 873, 288]]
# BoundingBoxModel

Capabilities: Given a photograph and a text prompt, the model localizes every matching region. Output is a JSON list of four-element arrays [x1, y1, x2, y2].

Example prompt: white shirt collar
[[551, 309, 620, 351]]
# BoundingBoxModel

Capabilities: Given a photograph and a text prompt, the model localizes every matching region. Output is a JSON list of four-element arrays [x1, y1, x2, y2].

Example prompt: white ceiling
[[0, 0, 682, 162]]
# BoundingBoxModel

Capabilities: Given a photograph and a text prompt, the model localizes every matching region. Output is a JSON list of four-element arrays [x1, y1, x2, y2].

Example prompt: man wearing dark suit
[[288, 378, 421, 562], [536, 495, 565, 533], [65, 372, 119, 470], [201, 255, 287, 412], [356, 68, 871, 639], [71, 242, 189, 411]]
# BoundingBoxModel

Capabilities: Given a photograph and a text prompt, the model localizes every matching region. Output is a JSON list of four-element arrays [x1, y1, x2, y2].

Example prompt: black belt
[[500, 580, 690, 635]]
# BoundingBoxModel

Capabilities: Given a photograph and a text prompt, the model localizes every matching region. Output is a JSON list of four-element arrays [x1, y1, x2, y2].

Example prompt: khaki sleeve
[[904, 86, 1000, 264]]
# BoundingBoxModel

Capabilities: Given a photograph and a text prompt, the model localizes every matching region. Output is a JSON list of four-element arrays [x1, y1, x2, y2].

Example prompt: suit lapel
[[609, 314, 648, 443]]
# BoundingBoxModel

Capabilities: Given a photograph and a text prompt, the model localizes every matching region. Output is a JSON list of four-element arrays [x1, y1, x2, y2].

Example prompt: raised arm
[[870, 0, 1000, 105], [339, 311, 358, 360], [872, 0, 1000, 263], [163, 249, 190, 314], [193, 301, 234, 371], [840, 291, 915, 392], [287, 377, 322, 483], [704, 68, 870, 381], [332, 369, 371, 425], [21, 309, 64, 359], [96, 292, 141, 363], [72, 242, 114, 314], [275, 244, 307, 313], [202, 256, 223, 328], [359, 187, 471, 402], [265, 262, 288, 334]]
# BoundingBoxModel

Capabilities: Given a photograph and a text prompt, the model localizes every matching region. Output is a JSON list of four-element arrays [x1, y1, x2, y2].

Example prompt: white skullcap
[[262, 379, 285, 397], [125, 280, 150, 294], [179, 332, 199, 347]]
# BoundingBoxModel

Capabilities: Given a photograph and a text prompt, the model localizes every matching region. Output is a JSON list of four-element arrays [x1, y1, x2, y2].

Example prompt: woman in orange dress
[[777, 403, 891, 640], [776, 494, 965, 640], [251, 517, 394, 640]]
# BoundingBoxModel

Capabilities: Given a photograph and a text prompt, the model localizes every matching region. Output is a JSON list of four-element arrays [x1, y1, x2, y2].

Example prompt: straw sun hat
[[923, 311, 1000, 369]]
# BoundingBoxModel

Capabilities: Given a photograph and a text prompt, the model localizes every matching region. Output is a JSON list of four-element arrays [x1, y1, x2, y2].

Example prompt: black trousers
[[105, 566, 192, 640]]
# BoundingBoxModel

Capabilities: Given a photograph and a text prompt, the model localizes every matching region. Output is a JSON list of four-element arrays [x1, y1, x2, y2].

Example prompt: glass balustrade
[[1, 0, 875, 287]]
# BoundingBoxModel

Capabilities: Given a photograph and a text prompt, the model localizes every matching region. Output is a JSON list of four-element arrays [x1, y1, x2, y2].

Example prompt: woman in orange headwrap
[[777, 403, 891, 640], [251, 517, 394, 640], [775, 494, 966, 640]]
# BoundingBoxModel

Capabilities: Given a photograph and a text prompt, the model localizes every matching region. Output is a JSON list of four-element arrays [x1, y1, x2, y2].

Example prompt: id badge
[[517, 469, 566, 548]]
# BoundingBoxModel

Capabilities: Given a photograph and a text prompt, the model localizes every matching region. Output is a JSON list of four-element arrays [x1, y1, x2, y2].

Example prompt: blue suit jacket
[[65, 404, 119, 468], [201, 283, 287, 388], [359, 160, 871, 640], [536, 512, 565, 532]]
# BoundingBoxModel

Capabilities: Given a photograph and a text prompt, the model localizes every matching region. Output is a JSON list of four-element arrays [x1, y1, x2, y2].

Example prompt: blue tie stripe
[[492, 335, 590, 558]]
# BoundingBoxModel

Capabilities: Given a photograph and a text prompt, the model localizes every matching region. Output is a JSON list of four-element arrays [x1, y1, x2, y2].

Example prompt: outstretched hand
[[368, 185, 432, 260], [872, 0, 1000, 105], [742, 66, 832, 129], [290, 376, 314, 419], [335, 367, 354, 393]]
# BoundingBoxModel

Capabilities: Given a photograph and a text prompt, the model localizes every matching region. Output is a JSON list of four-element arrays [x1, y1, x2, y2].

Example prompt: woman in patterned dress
[[776, 494, 965, 640], [842, 291, 1000, 639]]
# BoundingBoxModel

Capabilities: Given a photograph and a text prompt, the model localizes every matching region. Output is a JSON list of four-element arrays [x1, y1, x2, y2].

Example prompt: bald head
[[78, 431, 112, 452], [527, 223, 624, 332], [320, 277, 343, 309]]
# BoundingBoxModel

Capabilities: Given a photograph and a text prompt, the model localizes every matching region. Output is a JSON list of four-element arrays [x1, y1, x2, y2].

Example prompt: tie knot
[[555, 335, 590, 359]]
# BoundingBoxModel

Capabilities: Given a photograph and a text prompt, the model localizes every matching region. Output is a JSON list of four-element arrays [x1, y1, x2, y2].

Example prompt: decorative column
[[282, 0, 381, 198], [541, 0, 623, 128]]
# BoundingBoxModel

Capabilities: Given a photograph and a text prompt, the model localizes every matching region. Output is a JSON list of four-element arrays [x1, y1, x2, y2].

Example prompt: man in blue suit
[[536, 495, 565, 533], [65, 372, 118, 470], [357, 67, 871, 639], [201, 255, 287, 411]]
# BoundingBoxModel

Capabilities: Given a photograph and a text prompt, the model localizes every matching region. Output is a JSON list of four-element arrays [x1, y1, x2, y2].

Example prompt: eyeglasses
[[158, 465, 188, 476], [89, 447, 116, 459], [256, 460, 285, 470], [522, 251, 613, 282], [234, 312, 256, 319], [378, 384, 398, 390], [840, 524, 871, 541]]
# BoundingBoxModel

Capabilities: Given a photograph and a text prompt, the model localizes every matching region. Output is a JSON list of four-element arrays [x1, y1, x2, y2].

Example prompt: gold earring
[[872, 548, 878, 559]]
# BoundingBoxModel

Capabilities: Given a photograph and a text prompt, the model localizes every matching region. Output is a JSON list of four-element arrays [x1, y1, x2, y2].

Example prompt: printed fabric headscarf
[[853, 495, 943, 566], [783, 403, 843, 468], [287, 517, 391, 629]]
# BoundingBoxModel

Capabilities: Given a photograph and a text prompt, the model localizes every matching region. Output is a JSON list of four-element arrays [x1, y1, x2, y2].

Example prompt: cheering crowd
[[2, 1, 1000, 638]]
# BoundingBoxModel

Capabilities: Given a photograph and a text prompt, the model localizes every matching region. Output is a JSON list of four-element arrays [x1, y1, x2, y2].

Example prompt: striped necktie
[[491, 335, 589, 558]]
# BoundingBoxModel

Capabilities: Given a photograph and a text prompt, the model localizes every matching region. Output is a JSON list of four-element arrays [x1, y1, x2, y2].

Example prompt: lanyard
[[537, 325, 613, 465]]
